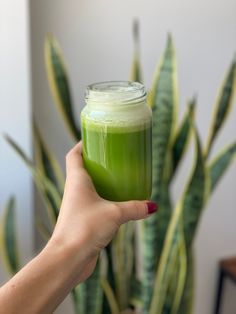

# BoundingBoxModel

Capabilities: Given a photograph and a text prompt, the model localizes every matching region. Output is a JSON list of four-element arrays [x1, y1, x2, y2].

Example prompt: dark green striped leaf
[[102, 244, 116, 314], [177, 251, 194, 314], [152, 34, 178, 198], [205, 57, 236, 157], [141, 34, 178, 312], [149, 222, 185, 314], [208, 142, 236, 194], [34, 121, 64, 195], [1, 197, 20, 274], [111, 223, 135, 310], [34, 122, 65, 220], [45, 35, 81, 141], [171, 98, 196, 178], [5, 134, 61, 225], [150, 127, 205, 314], [170, 230, 187, 314], [129, 19, 143, 83], [75, 263, 103, 314], [101, 279, 119, 314], [182, 128, 206, 248]]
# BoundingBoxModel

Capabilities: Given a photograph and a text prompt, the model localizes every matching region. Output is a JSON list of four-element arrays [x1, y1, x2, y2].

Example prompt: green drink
[[81, 81, 152, 201], [82, 121, 152, 201]]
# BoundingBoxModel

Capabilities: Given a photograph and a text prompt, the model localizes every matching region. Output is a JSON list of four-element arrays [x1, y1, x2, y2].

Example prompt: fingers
[[115, 201, 158, 224], [66, 141, 84, 175]]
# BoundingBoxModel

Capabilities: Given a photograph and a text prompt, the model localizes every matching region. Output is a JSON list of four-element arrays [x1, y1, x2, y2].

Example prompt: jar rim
[[85, 81, 146, 106]]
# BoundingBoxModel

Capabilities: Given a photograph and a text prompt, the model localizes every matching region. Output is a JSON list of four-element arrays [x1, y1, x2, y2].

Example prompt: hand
[[0, 142, 157, 314], [49, 141, 158, 284]]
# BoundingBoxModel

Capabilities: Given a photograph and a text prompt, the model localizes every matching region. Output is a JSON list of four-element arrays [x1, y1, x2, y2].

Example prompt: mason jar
[[81, 81, 152, 201]]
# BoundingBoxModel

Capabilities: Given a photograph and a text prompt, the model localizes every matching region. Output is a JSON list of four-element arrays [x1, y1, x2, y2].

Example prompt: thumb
[[116, 201, 158, 224]]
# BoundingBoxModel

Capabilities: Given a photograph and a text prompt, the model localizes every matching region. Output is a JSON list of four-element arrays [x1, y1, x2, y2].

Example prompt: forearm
[[0, 238, 84, 314]]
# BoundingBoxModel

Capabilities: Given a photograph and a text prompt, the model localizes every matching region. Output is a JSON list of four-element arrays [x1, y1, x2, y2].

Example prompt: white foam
[[85, 81, 146, 105]]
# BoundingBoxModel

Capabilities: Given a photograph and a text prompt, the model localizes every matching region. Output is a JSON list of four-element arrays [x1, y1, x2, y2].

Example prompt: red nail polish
[[147, 201, 158, 214]]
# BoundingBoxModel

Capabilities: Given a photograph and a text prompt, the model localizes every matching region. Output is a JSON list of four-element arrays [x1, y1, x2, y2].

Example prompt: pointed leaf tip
[[181, 125, 206, 248], [133, 18, 139, 41], [208, 142, 236, 194], [167, 32, 172, 40], [130, 19, 142, 82], [205, 56, 236, 157], [191, 94, 198, 103], [167, 33, 173, 48], [171, 99, 196, 178], [44, 34, 81, 141], [8, 196, 15, 209], [189, 98, 196, 117]]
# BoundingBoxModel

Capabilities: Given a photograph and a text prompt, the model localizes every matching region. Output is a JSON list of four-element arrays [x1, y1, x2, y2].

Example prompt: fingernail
[[146, 201, 158, 215]]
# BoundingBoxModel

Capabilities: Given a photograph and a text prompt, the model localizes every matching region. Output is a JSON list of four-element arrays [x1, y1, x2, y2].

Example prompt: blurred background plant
[[1, 20, 236, 314]]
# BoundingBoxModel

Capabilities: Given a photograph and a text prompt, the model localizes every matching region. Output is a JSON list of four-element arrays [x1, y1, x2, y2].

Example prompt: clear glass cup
[[81, 81, 152, 201]]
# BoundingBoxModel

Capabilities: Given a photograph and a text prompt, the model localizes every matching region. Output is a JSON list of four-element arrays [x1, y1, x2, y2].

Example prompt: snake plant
[[1, 20, 236, 314]]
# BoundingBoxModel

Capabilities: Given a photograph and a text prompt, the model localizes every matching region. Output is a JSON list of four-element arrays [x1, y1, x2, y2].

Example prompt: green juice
[[82, 120, 152, 201]]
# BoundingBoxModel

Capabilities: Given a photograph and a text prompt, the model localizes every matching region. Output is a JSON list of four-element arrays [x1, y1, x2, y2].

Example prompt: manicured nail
[[147, 201, 158, 214]]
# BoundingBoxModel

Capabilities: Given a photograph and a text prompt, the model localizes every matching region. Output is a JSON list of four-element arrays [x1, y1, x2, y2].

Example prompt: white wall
[[30, 0, 236, 313], [0, 0, 33, 281]]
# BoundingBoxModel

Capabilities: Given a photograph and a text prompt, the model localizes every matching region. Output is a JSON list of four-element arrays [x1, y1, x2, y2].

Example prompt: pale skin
[[0, 142, 157, 314]]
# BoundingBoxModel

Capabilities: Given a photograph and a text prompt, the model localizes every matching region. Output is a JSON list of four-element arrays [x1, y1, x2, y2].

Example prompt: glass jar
[[81, 81, 152, 201]]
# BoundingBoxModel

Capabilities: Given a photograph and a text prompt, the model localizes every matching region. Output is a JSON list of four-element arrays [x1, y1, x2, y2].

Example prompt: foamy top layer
[[82, 81, 151, 131], [81, 115, 152, 133], [85, 81, 146, 106], [81, 106, 152, 132]]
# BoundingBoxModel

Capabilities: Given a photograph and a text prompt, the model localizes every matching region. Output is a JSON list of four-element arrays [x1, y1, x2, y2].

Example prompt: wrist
[[45, 233, 89, 286]]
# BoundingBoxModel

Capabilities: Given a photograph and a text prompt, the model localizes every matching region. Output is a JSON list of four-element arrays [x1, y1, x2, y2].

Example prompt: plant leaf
[[76, 263, 103, 314], [103, 244, 116, 314], [0, 197, 20, 274], [129, 277, 142, 308], [111, 223, 135, 310], [129, 19, 143, 83], [177, 251, 194, 314], [101, 279, 120, 314], [5, 134, 61, 225], [44, 35, 81, 141], [152, 34, 178, 195], [35, 217, 52, 241], [161, 226, 187, 314], [170, 227, 187, 314], [34, 121, 65, 221], [150, 127, 206, 314], [147, 90, 155, 108], [71, 286, 81, 314], [34, 121, 65, 196], [141, 34, 178, 312], [171, 98, 196, 179], [208, 142, 236, 195], [149, 218, 184, 314], [182, 128, 207, 249], [205, 56, 236, 157]]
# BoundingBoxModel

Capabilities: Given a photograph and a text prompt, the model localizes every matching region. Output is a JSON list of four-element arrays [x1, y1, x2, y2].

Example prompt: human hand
[[0, 142, 157, 314], [48, 142, 158, 284]]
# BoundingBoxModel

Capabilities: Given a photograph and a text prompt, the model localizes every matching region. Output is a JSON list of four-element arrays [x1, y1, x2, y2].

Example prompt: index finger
[[66, 141, 84, 175]]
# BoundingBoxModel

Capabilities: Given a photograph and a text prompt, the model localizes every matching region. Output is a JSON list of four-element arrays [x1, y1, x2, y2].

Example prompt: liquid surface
[[82, 120, 152, 201]]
